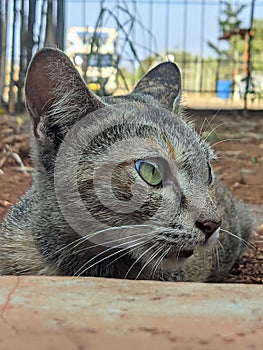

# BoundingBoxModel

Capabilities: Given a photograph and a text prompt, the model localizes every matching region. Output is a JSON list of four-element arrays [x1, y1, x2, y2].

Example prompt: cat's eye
[[135, 160, 162, 187]]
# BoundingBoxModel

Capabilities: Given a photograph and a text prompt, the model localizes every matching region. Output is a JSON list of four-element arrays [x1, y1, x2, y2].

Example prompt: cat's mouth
[[164, 249, 194, 260], [160, 248, 194, 271], [178, 249, 194, 258]]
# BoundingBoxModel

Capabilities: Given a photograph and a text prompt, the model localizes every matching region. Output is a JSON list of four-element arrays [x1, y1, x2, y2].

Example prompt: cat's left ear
[[132, 62, 181, 112], [25, 48, 105, 139]]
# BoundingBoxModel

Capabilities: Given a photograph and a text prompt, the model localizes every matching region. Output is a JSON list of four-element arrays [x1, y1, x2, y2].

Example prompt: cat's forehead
[[96, 100, 214, 165]]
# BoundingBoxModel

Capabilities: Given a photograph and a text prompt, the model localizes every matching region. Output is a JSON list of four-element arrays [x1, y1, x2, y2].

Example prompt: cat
[[0, 48, 254, 281]]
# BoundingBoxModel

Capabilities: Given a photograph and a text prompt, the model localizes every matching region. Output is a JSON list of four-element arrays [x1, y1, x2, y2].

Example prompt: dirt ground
[[0, 109, 262, 283]]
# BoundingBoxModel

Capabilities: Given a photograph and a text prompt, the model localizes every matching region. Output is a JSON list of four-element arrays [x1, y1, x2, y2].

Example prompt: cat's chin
[[161, 256, 193, 272], [161, 251, 194, 271]]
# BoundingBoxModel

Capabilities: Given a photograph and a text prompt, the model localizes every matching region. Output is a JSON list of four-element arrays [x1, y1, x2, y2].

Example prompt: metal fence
[[0, 0, 263, 112]]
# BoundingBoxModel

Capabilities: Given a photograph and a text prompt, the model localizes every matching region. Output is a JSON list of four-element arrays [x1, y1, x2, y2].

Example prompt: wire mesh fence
[[0, 0, 262, 112]]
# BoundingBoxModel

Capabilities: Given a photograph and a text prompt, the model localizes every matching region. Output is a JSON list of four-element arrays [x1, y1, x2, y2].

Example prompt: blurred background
[[0, 0, 262, 113]]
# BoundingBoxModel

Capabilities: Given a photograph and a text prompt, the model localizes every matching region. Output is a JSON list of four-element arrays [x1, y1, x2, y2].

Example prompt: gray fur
[[0, 48, 254, 280]]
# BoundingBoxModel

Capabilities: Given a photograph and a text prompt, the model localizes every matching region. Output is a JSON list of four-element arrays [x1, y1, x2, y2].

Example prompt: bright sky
[[65, 0, 263, 63], [5, 0, 263, 67]]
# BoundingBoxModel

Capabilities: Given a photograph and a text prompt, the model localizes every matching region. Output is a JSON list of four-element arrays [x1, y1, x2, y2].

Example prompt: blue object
[[217, 80, 232, 99]]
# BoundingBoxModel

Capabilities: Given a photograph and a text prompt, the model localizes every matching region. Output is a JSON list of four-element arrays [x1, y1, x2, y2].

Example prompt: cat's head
[[25, 48, 221, 278]]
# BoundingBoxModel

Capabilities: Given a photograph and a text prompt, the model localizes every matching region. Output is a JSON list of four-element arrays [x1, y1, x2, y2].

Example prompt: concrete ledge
[[0, 277, 262, 349]]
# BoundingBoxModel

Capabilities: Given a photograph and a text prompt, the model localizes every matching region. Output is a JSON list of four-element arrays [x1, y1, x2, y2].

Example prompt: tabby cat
[[0, 48, 253, 281]]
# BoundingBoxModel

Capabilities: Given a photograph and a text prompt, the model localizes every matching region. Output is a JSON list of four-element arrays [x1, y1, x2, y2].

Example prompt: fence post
[[8, 0, 17, 114], [244, 0, 255, 110], [0, 0, 7, 105]]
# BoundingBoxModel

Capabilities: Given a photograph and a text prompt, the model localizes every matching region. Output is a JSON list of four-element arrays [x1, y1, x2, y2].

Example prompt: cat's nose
[[195, 220, 221, 240]]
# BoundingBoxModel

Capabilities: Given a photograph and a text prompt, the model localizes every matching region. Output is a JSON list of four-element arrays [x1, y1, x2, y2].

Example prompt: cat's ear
[[132, 62, 181, 111], [25, 48, 105, 139]]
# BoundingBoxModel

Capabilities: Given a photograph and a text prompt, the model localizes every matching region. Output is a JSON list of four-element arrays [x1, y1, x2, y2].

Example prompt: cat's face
[[25, 49, 221, 278]]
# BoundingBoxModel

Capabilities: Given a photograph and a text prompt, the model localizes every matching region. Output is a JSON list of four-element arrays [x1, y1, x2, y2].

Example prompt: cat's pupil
[[135, 160, 162, 187]]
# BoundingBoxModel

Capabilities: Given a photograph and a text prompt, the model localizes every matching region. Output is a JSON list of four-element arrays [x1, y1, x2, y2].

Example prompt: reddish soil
[[0, 109, 262, 282]]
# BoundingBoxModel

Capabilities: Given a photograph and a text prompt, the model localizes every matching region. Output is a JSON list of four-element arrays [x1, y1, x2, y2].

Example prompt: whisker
[[55, 224, 158, 255], [73, 231, 153, 255], [104, 241, 149, 272], [124, 242, 159, 279], [202, 109, 222, 135], [150, 245, 171, 279], [74, 237, 149, 276], [212, 244, 220, 270], [211, 138, 241, 148], [54, 235, 92, 255], [215, 238, 225, 266], [199, 117, 209, 136], [135, 245, 164, 280], [220, 228, 256, 251], [216, 239, 225, 253], [203, 121, 229, 142], [171, 240, 183, 267]]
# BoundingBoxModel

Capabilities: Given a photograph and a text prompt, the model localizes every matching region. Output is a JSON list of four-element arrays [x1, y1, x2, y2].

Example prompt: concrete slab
[[0, 277, 262, 349]]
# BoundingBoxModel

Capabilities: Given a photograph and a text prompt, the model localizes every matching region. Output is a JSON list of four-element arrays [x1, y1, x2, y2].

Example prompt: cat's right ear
[[132, 62, 182, 112], [25, 48, 105, 139]]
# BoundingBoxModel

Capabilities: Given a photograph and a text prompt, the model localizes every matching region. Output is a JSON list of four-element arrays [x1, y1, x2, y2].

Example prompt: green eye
[[135, 160, 162, 187]]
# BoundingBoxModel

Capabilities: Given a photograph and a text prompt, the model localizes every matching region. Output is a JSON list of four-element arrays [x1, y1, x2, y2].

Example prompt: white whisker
[[216, 239, 225, 253], [211, 138, 241, 148], [220, 228, 256, 251], [212, 244, 220, 270], [199, 117, 209, 136], [201, 109, 221, 135], [55, 224, 158, 254], [73, 231, 153, 255], [104, 242, 147, 272], [135, 245, 164, 280], [74, 236, 151, 276], [203, 121, 229, 142], [150, 245, 171, 279], [124, 242, 159, 279]]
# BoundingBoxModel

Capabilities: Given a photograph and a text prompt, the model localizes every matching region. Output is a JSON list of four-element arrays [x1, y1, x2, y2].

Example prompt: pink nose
[[195, 220, 221, 240]]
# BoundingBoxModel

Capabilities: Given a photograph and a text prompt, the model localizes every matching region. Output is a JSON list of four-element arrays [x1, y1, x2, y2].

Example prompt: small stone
[[240, 169, 255, 175], [0, 199, 11, 208]]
